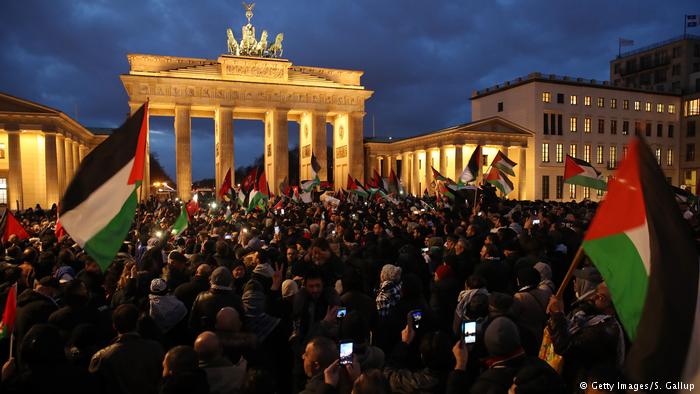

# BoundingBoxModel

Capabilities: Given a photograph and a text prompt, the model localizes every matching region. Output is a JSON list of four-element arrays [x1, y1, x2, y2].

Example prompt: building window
[[610, 98, 617, 109], [672, 63, 681, 75], [655, 147, 662, 164], [623, 145, 628, 159], [598, 119, 605, 134], [542, 92, 551, 103], [597, 188, 605, 198], [569, 184, 576, 199], [686, 99, 700, 116], [667, 147, 673, 166], [634, 101, 640, 111], [657, 124, 663, 137], [0, 143, 4, 159], [557, 114, 563, 135], [542, 176, 550, 200], [584, 117, 591, 133], [584, 144, 591, 162], [569, 144, 577, 158], [623, 100, 629, 110], [669, 104, 676, 114], [597, 97, 604, 108], [0, 178, 6, 205], [570, 95, 578, 105], [543, 113, 549, 135], [557, 93, 564, 104], [583, 187, 590, 199], [570, 116, 577, 132], [645, 102, 652, 112], [622, 120, 629, 135], [635, 121, 642, 136], [609, 146, 617, 169], [657, 103, 664, 113], [687, 144, 696, 162], [611, 119, 618, 135], [689, 121, 697, 138], [645, 123, 652, 137], [669, 124, 674, 138], [584, 96, 591, 106], [497, 102, 503, 112], [556, 143, 564, 163], [541, 143, 550, 163], [556, 176, 564, 199], [596, 145, 604, 164]]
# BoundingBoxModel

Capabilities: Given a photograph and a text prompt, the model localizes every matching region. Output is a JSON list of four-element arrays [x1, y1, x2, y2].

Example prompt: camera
[[336, 307, 347, 319], [410, 310, 422, 329], [339, 341, 353, 365], [462, 321, 477, 344]]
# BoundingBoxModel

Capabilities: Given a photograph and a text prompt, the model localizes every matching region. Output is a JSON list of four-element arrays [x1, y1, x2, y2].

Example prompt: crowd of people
[[0, 188, 698, 394]]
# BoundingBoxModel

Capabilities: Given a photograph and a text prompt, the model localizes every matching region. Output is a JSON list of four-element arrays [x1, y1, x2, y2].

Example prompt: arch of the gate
[[121, 54, 373, 201]]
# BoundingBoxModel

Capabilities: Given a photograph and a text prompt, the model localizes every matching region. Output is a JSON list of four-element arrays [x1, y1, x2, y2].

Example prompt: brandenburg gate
[[121, 3, 373, 200]]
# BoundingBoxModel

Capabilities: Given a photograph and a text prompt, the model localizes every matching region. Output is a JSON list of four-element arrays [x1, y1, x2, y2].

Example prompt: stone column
[[347, 112, 365, 183], [64, 137, 74, 183], [7, 130, 23, 210], [215, 106, 234, 201], [56, 134, 66, 195], [367, 154, 377, 184], [518, 146, 527, 200], [264, 109, 289, 195], [426, 148, 436, 194], [79, 145, 88, 163], [401, 152, 410, 194], [299, 112, 327, 182], [72, 140, 80, 173], [454, 145, 463, 182], [440, 146, 448, 178], [412, 150, 422, 196], [175, 105, 192, 201], [44, 133, 59, 207]]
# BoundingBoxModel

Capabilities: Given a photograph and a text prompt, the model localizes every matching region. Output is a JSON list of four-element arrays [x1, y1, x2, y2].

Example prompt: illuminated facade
[[0, 92, 105, 209]]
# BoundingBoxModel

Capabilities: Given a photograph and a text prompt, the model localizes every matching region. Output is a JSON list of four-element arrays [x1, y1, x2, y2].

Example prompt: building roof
[[471, 72, 680, 99], [0, 92, 62, 114], [364, 116, 533, 146], [614, 34, 700, 60], [87, 127, 115, 135]]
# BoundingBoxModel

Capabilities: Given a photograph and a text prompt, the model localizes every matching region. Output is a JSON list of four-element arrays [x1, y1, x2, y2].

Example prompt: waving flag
[[564, 155, 607, 190], [58, 103, 148, 270], [485, 167, 514, 195], [0, 209, 29, 243], [582, 139, 700, 387], [460, 145, 481, 183], [491, 150, 517, 176], [218, 168, 232, 199], [170, 206, 189, 237], [0, 283, 16, 340]]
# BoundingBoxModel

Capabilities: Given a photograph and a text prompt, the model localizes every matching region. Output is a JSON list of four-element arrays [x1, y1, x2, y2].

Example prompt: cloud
[[1, 0, 696, 178]]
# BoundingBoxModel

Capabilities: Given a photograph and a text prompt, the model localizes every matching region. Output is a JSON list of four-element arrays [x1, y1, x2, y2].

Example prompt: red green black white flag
[[582, 138, 700, 387], [491, 150, 516, 176], [485, 167, 514, 195], [564, 155, 607, 190], [58, 103, 148, 271]]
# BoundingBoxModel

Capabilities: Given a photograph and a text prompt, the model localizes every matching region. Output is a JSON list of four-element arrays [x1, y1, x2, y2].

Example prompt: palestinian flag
[[460, 145, 481, 183], [236, 188, 246, 208], [0, 209, 29, 242], [485, 167, 514, 195], [431, 167, 450, 183], [186, 193, 199, 217], [387, 169, 400, 195], [58, 103, 148, 270], [438, 182, 455, 200], [170, 206, 188, 236], [242, 167, 257, 193], [311, 152, 322, 179], [672, 185, 697, 206], [248, 171, 269, 212], [582, 138, 700, 387], [224, 205, 232, 221], [218, 168, 232, 199], [564, 155, 607, 190], [0, 283, 16, 340], [491, 150, 516, 176], [347, 175, 369, 199]]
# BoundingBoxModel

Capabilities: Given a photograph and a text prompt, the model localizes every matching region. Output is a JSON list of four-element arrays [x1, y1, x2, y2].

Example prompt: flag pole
[[554, 246, 586, 298]]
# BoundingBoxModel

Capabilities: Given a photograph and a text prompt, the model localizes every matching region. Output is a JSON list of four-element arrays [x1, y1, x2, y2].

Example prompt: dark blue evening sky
[[1, 0, 697, 180]]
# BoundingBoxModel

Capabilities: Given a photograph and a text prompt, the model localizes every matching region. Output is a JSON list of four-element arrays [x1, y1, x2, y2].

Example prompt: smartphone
[[421, 247, 429, 253], [532, 219, 541, 225], [462, 321, 477, 344], [477, 212, 483, 216], [336, 307, 347, 319], [339, 341, 353, 365], [224, 234, 232, 240], [410, 310, 422, 329], [281, 209, 285, 216], [274, 226, 280, 235], [322, 212, 325, 220]]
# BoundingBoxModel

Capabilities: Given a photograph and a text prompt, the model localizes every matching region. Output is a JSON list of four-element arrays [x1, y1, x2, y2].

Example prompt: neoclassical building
[[0, 92, 105, 210]]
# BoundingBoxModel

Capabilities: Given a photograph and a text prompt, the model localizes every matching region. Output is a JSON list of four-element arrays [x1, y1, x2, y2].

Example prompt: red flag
[[242, 167, 258, 193], [0, 210, 29, 243], [0, 283, 17, 339], [347, 174, 357, 191], [186, 194, 200, 217], [273, 197, 284, 211], [55, 220, 67, 240], [218, 168, 232, 198], [258, 171, 269, 197]]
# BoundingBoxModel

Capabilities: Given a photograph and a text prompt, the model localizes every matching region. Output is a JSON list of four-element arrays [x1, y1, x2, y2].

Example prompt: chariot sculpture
[[226, 2, 284, 58]]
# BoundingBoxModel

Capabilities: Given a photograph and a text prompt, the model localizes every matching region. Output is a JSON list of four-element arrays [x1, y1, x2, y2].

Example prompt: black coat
[[159, 370, 210, 394], [174, 276, 210, 312], [189, 288, 244, 333], [14, 289, 58, 344]]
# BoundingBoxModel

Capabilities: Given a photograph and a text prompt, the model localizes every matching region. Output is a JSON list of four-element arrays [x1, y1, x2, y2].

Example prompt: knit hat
[[54, 266, 75, 284], [435, 264, 454, 281], [281, 279, 299, 298], [484, 316, 521, 357], [210, 266, 233, 290], [150, 278, 168, 295], [252, 263, 274, 278]]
